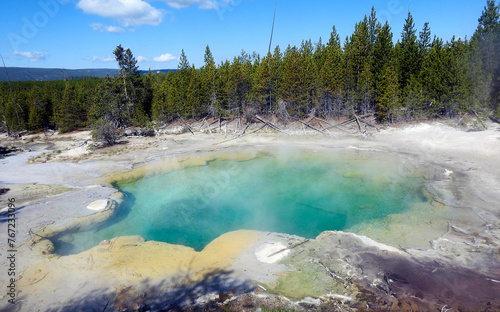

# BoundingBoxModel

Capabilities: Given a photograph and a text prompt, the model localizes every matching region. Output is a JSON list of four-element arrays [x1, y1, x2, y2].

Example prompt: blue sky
[[0, 0, 490, 70]]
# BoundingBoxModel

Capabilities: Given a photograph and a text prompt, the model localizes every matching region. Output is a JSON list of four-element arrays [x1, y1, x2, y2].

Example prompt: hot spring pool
[[53, 151, 430, 255]]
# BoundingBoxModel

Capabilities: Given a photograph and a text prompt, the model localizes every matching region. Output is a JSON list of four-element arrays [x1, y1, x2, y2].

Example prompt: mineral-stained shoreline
[[1, 121, 500, 311]]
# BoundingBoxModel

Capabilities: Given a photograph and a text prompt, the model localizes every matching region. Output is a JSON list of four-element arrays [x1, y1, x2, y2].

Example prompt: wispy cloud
[[161, 0, 218, 9], [77, 0, 165, 26], [13, 51, 47, 62], [159, 0, 244, 20], [89, 56, 115, 62], [137, 56, 148, 62], [90, 23, 126, 33], [153, 53, 177, 62]]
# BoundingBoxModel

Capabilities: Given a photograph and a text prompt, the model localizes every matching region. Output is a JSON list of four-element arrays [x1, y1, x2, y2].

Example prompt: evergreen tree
[[253, 52, 273, 113], [90, 75, 128, 128], [446, 37, 472, 115], [270, 45, 283, 111], [419, 38, 448, 115], [472, 0, 500, 114], [281, 46, 315, 116], [320, 26, 345, 118], [344, 16, 374, 115], [186, 65, 203, 118], [152, 74, 169, 122], [397, 11, 420, 92], [373, 22, 394, 103], [0, 84, 23, 133], [113, 44, 140, 122], [313, 37, 326, 74], [418, 22, 432, 56], [376, 59, 400, 122], [27, 86, 52, 132], [201, 45, 219, 117], [228, 55, 250, 115], [368, 6, 378, 54], [177, 49, 191, 118], [57, 84, 82, 132], [476, 0, 500, 35]]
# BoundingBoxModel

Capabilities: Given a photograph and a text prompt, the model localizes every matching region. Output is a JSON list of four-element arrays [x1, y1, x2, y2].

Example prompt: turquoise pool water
[[53, 152, 428, 255]]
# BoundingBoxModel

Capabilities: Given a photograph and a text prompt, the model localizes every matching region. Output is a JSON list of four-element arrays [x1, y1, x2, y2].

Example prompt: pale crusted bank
[[0, 121, 499, 311]]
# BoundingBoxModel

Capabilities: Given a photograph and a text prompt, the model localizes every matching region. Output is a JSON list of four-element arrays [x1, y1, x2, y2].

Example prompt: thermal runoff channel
[[54, 152, 428, 254]]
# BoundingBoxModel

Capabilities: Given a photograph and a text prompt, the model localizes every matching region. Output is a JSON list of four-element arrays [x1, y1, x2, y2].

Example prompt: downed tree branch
[[239, 120, 253, 137], [354, 115, 362, 132], [268, 239, 309, 257], [316, 260, 348, 286], [358, 117, 380, 132], [224, 118, 228, 138], [198, 118, 207, 131], [323, 118, 357, 131], [294, 118, 328, 135], [214, 123, 266, 145], [473, 110, 487, 129], [178, 115, 194, 135], [254, 115, 288, 135]]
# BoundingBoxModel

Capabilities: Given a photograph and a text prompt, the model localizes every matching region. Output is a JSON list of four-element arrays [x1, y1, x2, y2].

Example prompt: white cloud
[[90, 23, 126, 33], [153, 53, 177, 62], [13, 51, 47, 62], [77, 0, 165, 26], [161, 0, 218, 9], [90, 56, 115, 62], [137, 56, 148, 62]]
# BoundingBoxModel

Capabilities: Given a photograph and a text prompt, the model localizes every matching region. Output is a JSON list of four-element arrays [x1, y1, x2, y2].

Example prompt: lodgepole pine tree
[[397, 12, 420, 92], [113, 44, 140, 123], [320, 26, 345, 118], [376, 59, 400, 122], [177, 49, 191, 118], [57, 84, 82, 133], [344, 16, 374, 115], [472, 0, 500, 114], [201, 45, 219, 117]]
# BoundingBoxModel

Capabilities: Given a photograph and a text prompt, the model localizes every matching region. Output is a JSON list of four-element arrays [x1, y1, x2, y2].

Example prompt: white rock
[[86, 199, 109, 211]]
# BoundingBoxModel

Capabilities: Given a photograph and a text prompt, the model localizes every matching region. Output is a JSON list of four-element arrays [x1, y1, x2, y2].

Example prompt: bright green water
[[53, 152, 428, 255]]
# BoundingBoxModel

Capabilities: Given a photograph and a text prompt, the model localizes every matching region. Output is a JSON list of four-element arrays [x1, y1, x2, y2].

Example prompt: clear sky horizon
[[0, 0, 491, 70]]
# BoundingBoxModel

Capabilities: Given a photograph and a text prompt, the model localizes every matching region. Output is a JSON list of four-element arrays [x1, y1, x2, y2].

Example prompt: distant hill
[[0, 67, 175, 82]]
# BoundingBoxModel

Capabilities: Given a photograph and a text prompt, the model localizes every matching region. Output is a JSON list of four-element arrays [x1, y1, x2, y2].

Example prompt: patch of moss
[[269, 262, 337, 300]]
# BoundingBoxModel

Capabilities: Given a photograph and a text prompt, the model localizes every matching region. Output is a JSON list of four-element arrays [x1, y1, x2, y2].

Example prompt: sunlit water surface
[[53, 152, 429, 255]]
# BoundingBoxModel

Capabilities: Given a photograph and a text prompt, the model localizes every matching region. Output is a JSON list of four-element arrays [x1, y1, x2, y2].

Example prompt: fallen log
[[254, 115, 288, 135], [323, 118, 356, 131], [316, 260, 348, 286], [178, 115, 194, 135], [268, 239, 310, 257], [358, 117, 380, 132], [239, 121, 252, 137], [294, 118, 328, 135], [354, 115, 362, 132], [214, 123, 266, 145]]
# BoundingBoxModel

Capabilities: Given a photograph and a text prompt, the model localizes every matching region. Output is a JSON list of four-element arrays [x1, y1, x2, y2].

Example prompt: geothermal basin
[[52, 151, 433, 255], [1, 123, 499, 311]]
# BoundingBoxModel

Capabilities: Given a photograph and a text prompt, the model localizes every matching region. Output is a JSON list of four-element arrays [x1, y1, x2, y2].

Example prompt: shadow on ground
[[41, 269, 254, 312]]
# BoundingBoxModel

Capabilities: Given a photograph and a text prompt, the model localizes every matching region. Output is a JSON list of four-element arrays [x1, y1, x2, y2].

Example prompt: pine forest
[[1, 2, 499, 138]]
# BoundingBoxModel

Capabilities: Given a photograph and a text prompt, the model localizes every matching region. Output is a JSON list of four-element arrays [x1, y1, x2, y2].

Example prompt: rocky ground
[[1, 119, 500, 311]]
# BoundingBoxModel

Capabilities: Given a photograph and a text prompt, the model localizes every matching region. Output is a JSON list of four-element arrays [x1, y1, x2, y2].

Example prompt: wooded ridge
[[1, 2, 499, 140]]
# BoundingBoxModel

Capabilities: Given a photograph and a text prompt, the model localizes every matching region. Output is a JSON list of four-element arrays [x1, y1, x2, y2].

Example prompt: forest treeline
[[1, 2, 499, 136]]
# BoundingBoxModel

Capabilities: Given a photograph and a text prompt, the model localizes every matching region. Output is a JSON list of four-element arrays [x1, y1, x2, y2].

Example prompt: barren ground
[[1, 119, 499, 311]]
